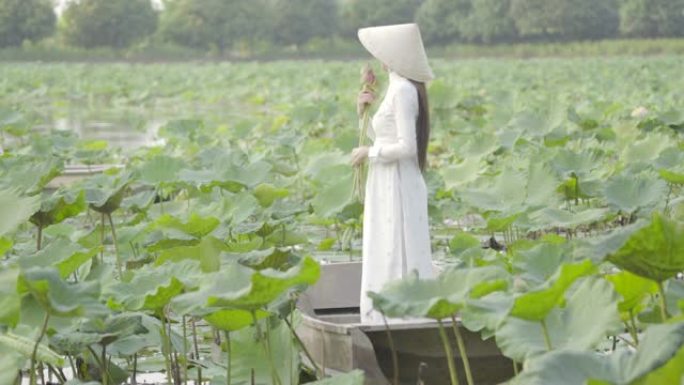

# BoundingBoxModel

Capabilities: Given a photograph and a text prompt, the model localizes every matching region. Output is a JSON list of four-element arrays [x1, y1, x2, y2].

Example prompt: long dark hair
[[409, 80, 430, 172]]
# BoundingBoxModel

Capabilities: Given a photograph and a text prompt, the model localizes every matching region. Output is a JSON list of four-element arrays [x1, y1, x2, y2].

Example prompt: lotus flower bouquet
[[352, 64, 377, 201]]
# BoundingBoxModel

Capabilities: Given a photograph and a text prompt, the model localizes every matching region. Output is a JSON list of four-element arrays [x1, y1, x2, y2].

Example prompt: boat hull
[[297, 262, 514, 385]]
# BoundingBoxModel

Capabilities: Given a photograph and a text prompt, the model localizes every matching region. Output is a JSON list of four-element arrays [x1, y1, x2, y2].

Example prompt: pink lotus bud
[[360, 64, 376, 86], [631, 106, 649, 119]]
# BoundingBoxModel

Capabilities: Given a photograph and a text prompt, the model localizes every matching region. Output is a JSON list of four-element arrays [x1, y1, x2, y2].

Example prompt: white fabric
[[360, 71, 435, 324], [358, 23, 435, 82]]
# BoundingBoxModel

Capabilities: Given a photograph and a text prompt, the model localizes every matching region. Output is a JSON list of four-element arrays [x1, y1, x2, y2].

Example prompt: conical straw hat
[[358, 23, 434, 82]]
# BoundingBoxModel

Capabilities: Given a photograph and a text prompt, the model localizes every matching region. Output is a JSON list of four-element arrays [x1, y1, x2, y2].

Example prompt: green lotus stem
[[283, 312, 321, 378], [540, 319, 553, 350], [191, 319, 202, 385], [47, 364, 66, 384], [629, 312, 640, 346], [437, 319, 460, 385], [100, 213, 105, 263], [252, 312, 281, 385], [132, 354, 138, 385], [382, 315, 400, 385], [664, 183, 673, 214], [450, 315, 474, 385], [101, 345, 109, 385], [513, 360, 519, 376], [658, 281, 669, 322], [182, 316, 188, 385], [159, 310, 173, 385], [263, 319, 282, 385], [29, 312, 50, 385], [224, 330, 231, 385], [106, 213, 123, 278], [36, 225, 42, 251]]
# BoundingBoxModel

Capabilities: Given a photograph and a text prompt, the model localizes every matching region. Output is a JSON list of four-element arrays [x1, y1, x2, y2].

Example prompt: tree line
[[1, 0, 684, 52]]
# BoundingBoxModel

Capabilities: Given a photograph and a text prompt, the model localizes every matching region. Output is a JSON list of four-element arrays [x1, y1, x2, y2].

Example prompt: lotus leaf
[[497, 278, 620, 362], [510, 259, 596, 321], [606, 213, 684, 282], [511, 322, 684, 384]]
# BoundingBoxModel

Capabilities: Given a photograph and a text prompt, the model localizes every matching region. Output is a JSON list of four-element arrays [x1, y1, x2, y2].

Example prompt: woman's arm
[[368, 83, 418, 162]]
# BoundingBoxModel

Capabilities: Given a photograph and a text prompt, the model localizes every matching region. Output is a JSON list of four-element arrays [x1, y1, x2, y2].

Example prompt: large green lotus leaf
[[550, 148, 599, 179], [497, 278, 620, 362], [603, 174, 667, 213], [30, 189, 86, 228], [207, 318, 299, 385], [137, 155, 186, 186], [527, 207, 608, 231], [238, 247, 300, 271], [19, 238, 100, 278], [525, 160, 562, 207], [665, 280, 684, 317], [179, 160, 272, 190], [0, 332, 64, 366], [106, 312, 184, 357], [369, 267, 511, 319], [303, 151, 349, 180], [656, 147, 684, 170], [121, 189, 156, 211], [210, 256, 320, 310], [0, 188, 40, 236], [461, 168, 527, 212], [440, 156, 482, 190], [203, 308, 270, 331], [253, 183, 290, 207], [0, 343, 23, 385], [605, 271, 658, 319], [631, 345, 684, 385], [510, 322, 684, 385], [659, 169, 684, 185], [106, 260, 201, 311], [512, 242, 570, 284], [0, 265, 21, 327], [485, 212, 521, 232], [461, 161, 559, 214], [51, 314, 147, 354], [17, 267, 103, 317], [622, 134, 672, 164], [0, 236, 12, 255], [312, 176, 353, 218], [510, 259, 596, 321], [307, 370, 365, 385], [224, 160, 272, 188], [169, 264, 253, 316], [606, 213, 684, 282], [155, 236, 226, 272], [461, 292, 514, 337], [449, 232, 481, 257], [572, 220, 648, 261], [84, 171, 131, 214], [152, 212, 220, 239], [0, 157, 62, 195], [198, 191, 259, 226]]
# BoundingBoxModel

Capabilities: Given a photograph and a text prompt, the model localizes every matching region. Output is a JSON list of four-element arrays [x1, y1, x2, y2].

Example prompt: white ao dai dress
[[359, 71, 434, 324]]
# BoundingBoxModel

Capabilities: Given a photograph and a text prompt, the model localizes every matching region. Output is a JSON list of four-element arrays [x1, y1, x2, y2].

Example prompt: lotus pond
[[0, 56, 683, 385]]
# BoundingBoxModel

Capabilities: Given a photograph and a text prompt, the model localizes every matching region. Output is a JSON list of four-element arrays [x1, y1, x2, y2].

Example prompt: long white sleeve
[[368, 82, 418, 162]]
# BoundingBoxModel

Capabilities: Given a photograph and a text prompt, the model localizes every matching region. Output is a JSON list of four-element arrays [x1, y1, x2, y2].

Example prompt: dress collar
[[389, 71, 406, 84]]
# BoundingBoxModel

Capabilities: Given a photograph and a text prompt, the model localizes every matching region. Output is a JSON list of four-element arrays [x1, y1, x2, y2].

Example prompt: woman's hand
[[357, 90, 375, 115], [351, 146, 369, 167]]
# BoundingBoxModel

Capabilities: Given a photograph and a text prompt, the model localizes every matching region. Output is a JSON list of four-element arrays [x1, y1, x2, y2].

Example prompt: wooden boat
[[297, 261, 514, 385]]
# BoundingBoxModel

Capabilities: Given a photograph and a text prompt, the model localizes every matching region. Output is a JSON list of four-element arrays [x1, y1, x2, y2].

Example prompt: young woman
[[350, 23, 435, 324]]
